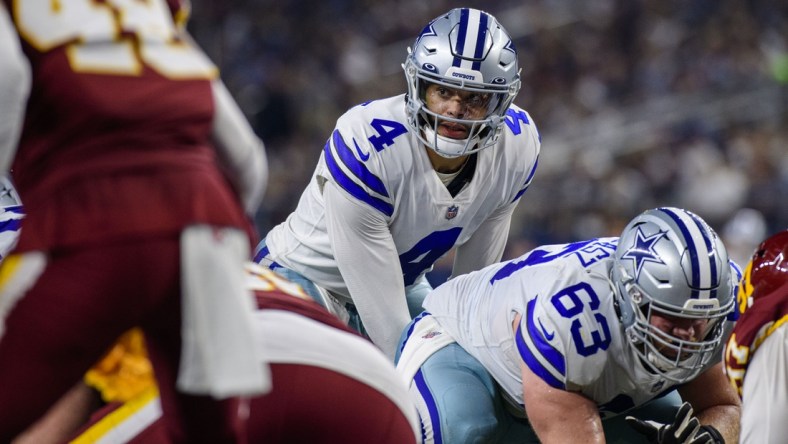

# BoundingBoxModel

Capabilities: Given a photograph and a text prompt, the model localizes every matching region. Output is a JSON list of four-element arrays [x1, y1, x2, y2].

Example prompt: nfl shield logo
[[445, 205, 459, 220]]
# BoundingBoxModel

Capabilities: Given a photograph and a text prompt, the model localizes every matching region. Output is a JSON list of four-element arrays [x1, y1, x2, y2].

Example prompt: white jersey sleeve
[[425, 238, 698, 417], [739, 324, 788, 444], [0, 176, 23, 260], [515, 264, 612, 391], [451, 200, 516, 278], [323, 180, 411, 359], [265, 96, 540, 359], [210, 79, 268, 216], [0, 6, 31, 175]]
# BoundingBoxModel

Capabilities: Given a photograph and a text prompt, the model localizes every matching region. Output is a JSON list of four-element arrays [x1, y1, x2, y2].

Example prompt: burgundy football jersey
[[4, 0, 250, 250], [724, 282, 788, 396]]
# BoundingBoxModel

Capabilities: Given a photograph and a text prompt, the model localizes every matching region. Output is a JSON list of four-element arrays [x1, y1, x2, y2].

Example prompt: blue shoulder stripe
[[324, 132, 394, 217], [3, 205, 23, 215], [330, 130, 389, 197], [0, 218, 21, 233], [515, 298, 566, 389]]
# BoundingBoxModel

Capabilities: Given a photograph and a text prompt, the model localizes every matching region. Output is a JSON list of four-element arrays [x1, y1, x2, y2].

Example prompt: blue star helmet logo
[[622, 227, 666, 280]]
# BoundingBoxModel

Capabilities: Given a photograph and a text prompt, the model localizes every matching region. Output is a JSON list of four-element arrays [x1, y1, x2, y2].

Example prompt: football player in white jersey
[[0, 176, 23, 260], [724, 230, 788, 444], [396, 207, 742, 443], [256, 7, 541, 359]]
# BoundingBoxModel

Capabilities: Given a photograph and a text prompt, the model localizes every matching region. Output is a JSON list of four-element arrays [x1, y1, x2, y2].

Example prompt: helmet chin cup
[[420, 121, 481, 158]]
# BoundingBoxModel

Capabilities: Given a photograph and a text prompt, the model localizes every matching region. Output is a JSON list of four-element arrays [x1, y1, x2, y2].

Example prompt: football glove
[[625, 402, 724, 444]]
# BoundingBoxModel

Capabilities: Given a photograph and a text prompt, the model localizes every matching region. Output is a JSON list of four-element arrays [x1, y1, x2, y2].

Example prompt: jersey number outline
[[367, 119, 408, 153], [399, 228, 462, 286], [551, 282, 612, 357], [14, 0, 216, 79]]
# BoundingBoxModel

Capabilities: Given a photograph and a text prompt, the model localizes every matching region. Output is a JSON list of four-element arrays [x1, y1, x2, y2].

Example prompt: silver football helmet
[[612, 207, 735, 383], [403, 8, 521, 158], [0, 176, 21, 208]]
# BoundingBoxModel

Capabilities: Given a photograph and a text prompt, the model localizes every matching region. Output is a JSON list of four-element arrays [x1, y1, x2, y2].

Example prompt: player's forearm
[[529, 405, 605, 444], [14, 382, 101, 444], [324, 183, 409, 358], [452, 205, 513, 277], [696, 404, 740, 444]]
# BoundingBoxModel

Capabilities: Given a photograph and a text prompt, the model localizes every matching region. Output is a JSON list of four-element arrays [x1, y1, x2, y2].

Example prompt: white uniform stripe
[[663, 208, 715, 289], [459, 9, 482, 70], [253, 310, 421, 439]]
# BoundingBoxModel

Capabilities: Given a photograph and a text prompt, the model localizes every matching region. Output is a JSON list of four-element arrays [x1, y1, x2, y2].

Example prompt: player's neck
[[425, 148, 469, 174]]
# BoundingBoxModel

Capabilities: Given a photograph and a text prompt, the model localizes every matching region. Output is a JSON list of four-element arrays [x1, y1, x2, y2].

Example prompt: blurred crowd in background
[[188, 0, 788, 276]]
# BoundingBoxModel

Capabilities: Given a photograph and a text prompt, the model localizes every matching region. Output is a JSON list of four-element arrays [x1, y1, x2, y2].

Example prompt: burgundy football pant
[[0, 237, 243, 443]]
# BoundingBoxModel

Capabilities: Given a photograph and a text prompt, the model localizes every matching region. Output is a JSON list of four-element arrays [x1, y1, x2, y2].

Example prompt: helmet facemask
[[402, 8, 521, 158], [618, 276, 730, 383]]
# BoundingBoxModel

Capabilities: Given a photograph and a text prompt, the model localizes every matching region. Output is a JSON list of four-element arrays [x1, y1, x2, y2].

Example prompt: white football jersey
[[264, 94, 540, 299], [424, 238, 732, 418], [0, 176, 22, 260]]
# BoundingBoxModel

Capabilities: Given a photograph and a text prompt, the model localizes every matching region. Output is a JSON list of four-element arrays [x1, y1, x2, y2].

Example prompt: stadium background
[[187, 0, 788, 278]]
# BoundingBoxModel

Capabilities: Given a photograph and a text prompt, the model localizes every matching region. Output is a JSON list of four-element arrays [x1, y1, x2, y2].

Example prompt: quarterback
[[257, 7, 540, 359]]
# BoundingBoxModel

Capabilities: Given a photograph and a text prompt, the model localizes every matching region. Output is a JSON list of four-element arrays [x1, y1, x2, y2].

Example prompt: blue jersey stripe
[[471, 12, 488, 71], [331, 130, 389, 197], [398, 312, 430, 357], [512, 186, 528, 203], [3, 205, 23, 215], [516, 322, 565, 390], [324, 138, 394, 217], [525, 298, 566, 375], [512, 158, 539, 203], [252, 245, 269, 263], [0, 218, 21, 233], [514, 298, 566, 389], [252, 245, 281, 269], [452, 8, 470, 67], [414, 369, 443, 444]]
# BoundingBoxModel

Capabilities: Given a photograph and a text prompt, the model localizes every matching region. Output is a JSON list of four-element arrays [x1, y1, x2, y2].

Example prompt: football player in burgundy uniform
[[724, 230, 788, 444], [0, 1, 268, 442], [25, 264, 419, 444]]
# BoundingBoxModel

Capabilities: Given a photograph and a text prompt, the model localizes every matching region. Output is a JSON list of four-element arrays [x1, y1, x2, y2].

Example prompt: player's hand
[[625, 402, 723, 444]]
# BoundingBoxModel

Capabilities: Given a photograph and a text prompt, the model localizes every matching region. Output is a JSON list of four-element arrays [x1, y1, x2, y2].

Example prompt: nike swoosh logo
[[537, 318, 555, 341], [353, 139, 370, 161]]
